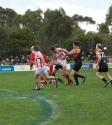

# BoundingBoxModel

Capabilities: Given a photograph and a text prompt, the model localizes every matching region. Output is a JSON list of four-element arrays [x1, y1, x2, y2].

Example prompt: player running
[[95, 43, 112, 87], [49, 46, 73, 85], [63, 42, 86, 86], [30, 44, 61, 90]]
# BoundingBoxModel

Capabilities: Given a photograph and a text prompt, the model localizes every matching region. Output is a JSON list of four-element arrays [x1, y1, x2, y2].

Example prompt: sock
[[36, 85, 40, 89], [102, 78, 107, 83], [40, 75, 46, 84], [41, 83, 44, 88], [65, 74, 70, 83], [70, 79, 72, 82], [49, 79, 52, 83], [49, 65, 53, 75], [52, 73, 55, 76], [74, 74, 79, 85], [76, 74, 84, 78], [40, 75, 44, 80]]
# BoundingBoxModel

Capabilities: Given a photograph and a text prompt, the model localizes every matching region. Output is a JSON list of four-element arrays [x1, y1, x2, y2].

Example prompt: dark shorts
[[73, 63, 82, 72], [54, 65, 63, 70], [98, 68, 108, 72]]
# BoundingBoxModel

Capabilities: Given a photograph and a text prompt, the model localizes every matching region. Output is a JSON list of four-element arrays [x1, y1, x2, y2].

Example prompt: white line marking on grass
[[40, 100, 61, 125], [0, 89, 14, 93], [15, 97, 28, 99]]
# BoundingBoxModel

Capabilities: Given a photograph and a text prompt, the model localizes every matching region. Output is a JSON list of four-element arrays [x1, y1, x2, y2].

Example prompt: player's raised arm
[[56, 47, 64, 52], [63, 48, 80, 55]]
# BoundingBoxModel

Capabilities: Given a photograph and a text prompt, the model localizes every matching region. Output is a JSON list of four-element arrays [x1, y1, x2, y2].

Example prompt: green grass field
[[0, 69, 112, 125]]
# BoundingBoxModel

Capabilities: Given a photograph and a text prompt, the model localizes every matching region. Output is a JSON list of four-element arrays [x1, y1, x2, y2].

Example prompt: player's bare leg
[[43, 73, 59, 88], [33, 74, 41, 90], [96, 72, 109, 87], [105, 72, 112, 87]]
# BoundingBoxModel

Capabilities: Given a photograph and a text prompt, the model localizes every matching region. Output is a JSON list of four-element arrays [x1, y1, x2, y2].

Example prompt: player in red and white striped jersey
[[49, 46, 73, 85], [30, 46, 53, 88], [30, 45, 59, 90]]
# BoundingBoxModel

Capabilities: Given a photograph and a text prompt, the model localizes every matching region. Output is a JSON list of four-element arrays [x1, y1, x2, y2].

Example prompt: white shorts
[[57, 59, 67, 66], [35, 66, 47, 75]]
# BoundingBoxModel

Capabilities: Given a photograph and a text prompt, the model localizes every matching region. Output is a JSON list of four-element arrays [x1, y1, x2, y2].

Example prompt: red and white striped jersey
[[54, 51, 66, 60], [35, 51, 45, 68]]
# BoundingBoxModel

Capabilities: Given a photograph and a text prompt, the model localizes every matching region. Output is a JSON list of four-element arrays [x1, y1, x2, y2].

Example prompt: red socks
[[49, 65, 53, 75], [40, 75, 47, 84], [65, 74, 70, 83]]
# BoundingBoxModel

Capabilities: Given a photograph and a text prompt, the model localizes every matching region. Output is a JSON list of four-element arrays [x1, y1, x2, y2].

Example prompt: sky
[[0, 0, 112, 32]]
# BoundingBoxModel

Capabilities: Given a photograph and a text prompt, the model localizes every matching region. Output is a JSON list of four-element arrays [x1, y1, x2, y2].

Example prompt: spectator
[[14, 56, 19, 64], [18, 54, 22, 64], [9, 56, 14, 65], [6, 58, 10, 63], [85, 48, 90, 58], [81, 51, 85, 61], [89, 48, 93, 60], [0, 62, 4, 65], [21, 55, 27, 64], [87, 55, 91, 61]]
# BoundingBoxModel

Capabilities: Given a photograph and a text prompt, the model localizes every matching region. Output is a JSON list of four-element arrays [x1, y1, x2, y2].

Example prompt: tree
[[0, 6, 17, 27], [13, 8, 43, 34], [5, 27, 39, 51], [63, 32, 102, 50], [43, 7, 74, 44], [12, 14, 22, 28], [84, 32, 102, 49], [72, 14, 96, 33], [0, 26, 7, 52], [106, 5, 112, 26], [72, 14, 96, 24], [97, 22, 110, 34]]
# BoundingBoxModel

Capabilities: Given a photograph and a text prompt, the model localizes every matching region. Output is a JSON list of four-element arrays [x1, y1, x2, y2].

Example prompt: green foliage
[[0, 26, 7, 51], [63, 32, 103, 50], [97, 22, 110, 34], [0, 6, 17, 27], [63, 37, 74, 50], [13, 8, 43, 34], [12, 14, 22, 28], [72, 14, 96, 24], [5, 27, 39, 51], [43, 7, 74, 44], [106, 5, 112, 26]]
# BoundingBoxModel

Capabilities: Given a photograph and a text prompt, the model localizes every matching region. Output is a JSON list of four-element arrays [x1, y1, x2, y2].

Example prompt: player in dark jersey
[[63, 42, 86, 85], [95, 43, 112, 87]]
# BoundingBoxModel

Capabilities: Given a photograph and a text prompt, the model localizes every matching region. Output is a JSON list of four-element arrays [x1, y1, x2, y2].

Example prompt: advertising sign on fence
[[0, 66, 14, 72], [70, 63, 93, 69]]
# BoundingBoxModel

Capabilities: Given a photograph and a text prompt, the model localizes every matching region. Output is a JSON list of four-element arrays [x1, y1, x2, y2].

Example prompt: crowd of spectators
[[5, 54, 28, 65], [81, 48, 96, 63]]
